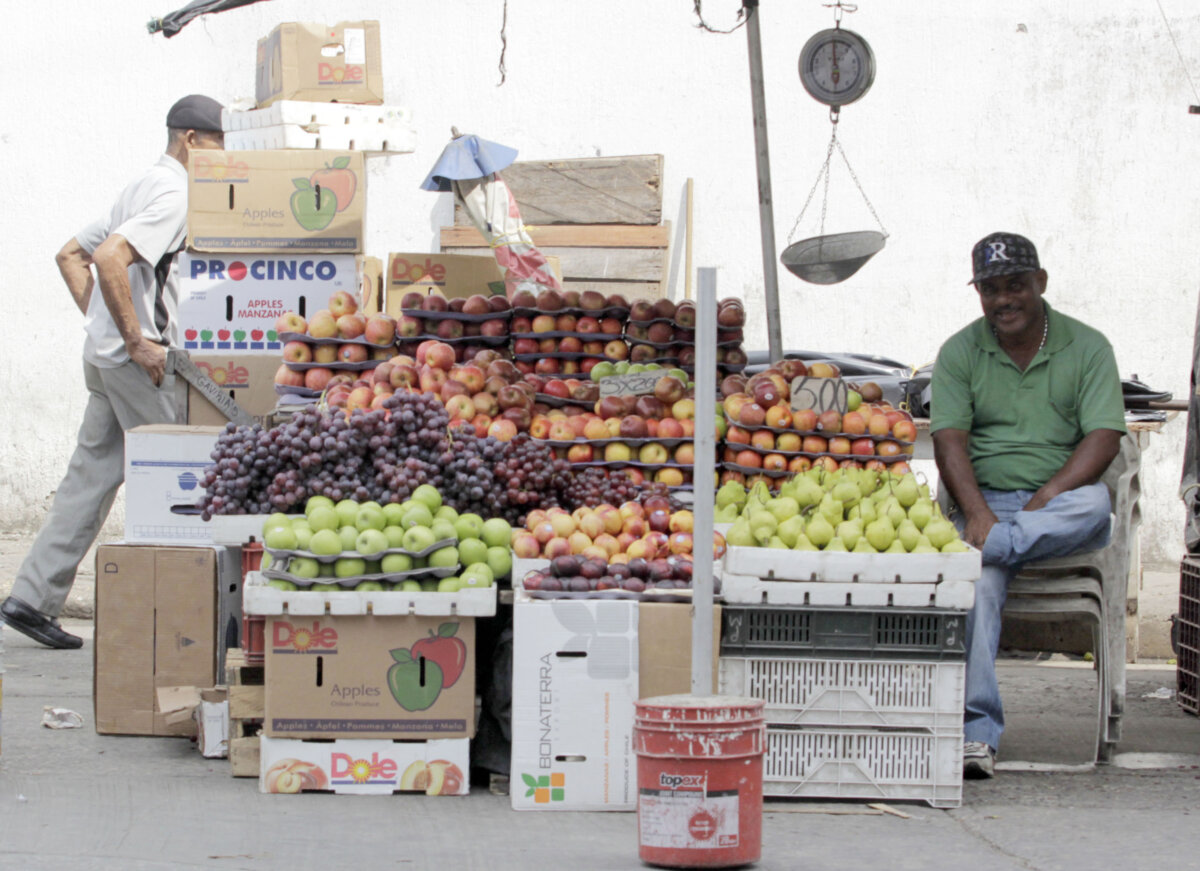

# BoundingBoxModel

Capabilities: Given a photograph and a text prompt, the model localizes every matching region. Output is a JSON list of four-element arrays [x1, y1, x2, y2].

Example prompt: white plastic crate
[[724, 545, 980, 583], [209, 514, 273, 546], [720, 657, 965, 731], [224, 123, 416, 153], [720, 574, 975, 610], [763, 726, 963, 808], [242, 572, 496, 617], [223, 101, 413, 131]]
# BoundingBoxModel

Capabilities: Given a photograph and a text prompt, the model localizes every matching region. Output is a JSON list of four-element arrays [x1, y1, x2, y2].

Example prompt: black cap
[[969, 232, 1040, 284], [165, 94, 224, 133]]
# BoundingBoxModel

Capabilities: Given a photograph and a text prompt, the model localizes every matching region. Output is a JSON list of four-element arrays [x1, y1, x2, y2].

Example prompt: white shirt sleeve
[[112, 184, 187, 266], [75, 218, 109, 255]]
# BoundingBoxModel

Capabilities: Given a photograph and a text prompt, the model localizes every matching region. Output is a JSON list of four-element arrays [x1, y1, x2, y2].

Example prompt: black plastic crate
[[721, 607, 966, 661], [1178, 558, 1200, 716]]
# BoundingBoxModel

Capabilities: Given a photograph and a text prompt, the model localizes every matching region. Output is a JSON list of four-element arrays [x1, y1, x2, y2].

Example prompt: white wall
[[1, 0, 1197, 573]]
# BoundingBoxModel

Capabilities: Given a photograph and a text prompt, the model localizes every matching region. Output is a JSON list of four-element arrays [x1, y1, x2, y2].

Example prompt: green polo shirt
[[930, 301, 1126, 491]]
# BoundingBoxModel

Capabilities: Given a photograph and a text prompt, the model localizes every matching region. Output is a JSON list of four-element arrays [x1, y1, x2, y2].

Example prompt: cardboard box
[[185, 354, 284, 427], [260, 735, 469, 795], [384, 253, 506, 310], [155, 686, 229, 756], [637, 602, 722, 700], [256, 21, 384, 108], [511, 599, 639, 811], [95, 546, 226, 736], [264, 615, 475, 740], [360, 255, 383, 314], [177, 252, 359, 353], [188, 151, 364, 254], [124, 425, 222, 543]]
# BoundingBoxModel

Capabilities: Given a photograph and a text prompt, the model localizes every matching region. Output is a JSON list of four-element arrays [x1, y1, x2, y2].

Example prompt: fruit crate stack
[[1177, 556, 1200, 716]]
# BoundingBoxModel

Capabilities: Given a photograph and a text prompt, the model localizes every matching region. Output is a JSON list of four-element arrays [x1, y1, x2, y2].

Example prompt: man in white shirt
[[1, 95, 224, 648]]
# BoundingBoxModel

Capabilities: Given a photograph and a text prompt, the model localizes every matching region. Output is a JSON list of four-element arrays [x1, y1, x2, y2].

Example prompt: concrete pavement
[[1, 621, 1198, 871]]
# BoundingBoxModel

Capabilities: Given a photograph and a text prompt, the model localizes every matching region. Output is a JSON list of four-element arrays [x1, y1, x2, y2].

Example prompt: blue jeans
[[953, 483, 1112, 750]]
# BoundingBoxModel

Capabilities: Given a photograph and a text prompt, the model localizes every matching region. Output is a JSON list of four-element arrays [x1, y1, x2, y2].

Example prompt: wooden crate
[[224, 648, 264, 778]]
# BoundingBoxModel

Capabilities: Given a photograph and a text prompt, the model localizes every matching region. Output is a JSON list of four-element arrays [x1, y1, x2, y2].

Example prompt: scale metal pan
[[781, 230, 886, 284]]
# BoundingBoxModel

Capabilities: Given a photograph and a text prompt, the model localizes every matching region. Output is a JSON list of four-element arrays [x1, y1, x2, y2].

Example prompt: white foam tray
[[242, 572, 496, 617], [723, 544, 981, 584], [719, 574, 975, 609], [223, 101, 413, 130], [225, 123, 416, 153], [209, 513, 275, 545]]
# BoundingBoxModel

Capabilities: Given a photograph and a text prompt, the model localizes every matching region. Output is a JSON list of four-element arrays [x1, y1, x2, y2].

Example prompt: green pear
[[941, 539, 970, 553], [865, 517, 896, 551], [726, 518, 755, 548], [919, 483, 931, 501], [852, 537, 875, 553], [912, 543, 939, 553], [749, 510, 779, 545], [885, 539, 907, 554], [893, 473, 920, 508], [857, 469, 881, 499], [766, 535, 790, 550], [818, 494, 844, 527], [896, 519, 921, 552], [805, 513, 835, 548], [925, 518, 957, 550], [793, 533, 819, 551], [882, 497, 907, 528], [794, 476, 824, 508], [836, 519, 863, 551], [767, 496, 801, 524], [716, 503, 741, 523], [831, 481, 861, 510], [824, 536, 847, 552], [907, 499, 934, 531], [777, 515, 806, 548], [858, 500, 878, 525], [716, 481, 747, 510]]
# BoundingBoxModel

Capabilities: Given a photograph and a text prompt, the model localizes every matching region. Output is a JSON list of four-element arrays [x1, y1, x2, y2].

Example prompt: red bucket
[[634, 695, 765, 869]]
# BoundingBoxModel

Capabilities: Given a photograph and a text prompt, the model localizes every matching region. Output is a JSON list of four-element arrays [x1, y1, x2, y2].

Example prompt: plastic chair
[[936, 432, 1141, 762]]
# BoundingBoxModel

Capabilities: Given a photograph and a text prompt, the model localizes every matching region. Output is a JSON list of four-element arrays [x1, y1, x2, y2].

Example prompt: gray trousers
[[12, 359, 177, 617]]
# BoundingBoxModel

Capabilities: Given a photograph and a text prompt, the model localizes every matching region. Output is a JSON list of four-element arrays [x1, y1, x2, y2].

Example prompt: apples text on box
[[790, 376, 848, 414]]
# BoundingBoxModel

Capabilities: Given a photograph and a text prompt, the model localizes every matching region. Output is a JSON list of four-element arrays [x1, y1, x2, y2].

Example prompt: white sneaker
[[963, 741, 996, 779]]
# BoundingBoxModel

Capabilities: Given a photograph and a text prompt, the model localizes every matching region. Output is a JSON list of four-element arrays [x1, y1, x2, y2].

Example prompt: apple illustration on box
[[290, 157, 358, 231], [387, 622, 466, 710], [412, 622, 467, 689]]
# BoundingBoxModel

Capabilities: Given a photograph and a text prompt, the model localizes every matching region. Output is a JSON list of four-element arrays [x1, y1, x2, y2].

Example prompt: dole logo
[[272, 620, 338, 653], [192, 154, 250, 182], [331, 752, 397, 784], [318, 62, 365, 84], [195, 361, 250, 388], [391, 257, 447, 286]]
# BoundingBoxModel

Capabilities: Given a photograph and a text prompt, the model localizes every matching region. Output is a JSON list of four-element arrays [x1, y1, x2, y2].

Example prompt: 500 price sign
[[599, 371, 660, 398], [790, 376, 848, 414]]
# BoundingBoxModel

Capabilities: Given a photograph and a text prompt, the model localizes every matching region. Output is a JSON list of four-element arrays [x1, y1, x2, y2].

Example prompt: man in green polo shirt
[[931, 231, 1126, 778]]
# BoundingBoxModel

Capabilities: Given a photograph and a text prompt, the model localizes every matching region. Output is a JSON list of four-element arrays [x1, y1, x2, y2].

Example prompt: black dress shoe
[[0, 597, 83, 649]]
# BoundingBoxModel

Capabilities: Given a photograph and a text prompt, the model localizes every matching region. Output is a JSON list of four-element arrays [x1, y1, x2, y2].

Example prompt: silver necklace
[[993, 310, 1048, 352]]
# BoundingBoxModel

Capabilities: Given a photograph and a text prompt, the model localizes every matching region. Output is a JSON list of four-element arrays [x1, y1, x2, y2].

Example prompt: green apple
[[453, 513, 485, 541], [590, 360, 616, 381], [613, 361, 630, 374], [401, 503, 434, 529], [361, 500, 382, 514], [382, 502, 406, 526], [290, 181, 337, 231], [335, 499, 360, 528], [846, 390, 862, 412], [481, 518, 513, 548], [335, 558, 366, 578], [628, 363, 646, 374], [402, 525, 437, 553], [667, 368, 688, 382], [395, 579, 422, 592], [381, 553, 414, 574], [288, 557, 320, 579], [338, 525, 359, 550], [264, 525, 298, 551], [485, 545, 512, 579], [311, 582, 342, 592], [435, 505, 460, 523], [266, 579, 297, 591], [305, 495, 335, 516], [260, 552, 273, 571], [307, 527, 340, 556], [430, 518, 458, 543], [355, 580, 386, 591], [437, 576, 462, 593], [355, 528, 389, 557], [355, 505, 386, 532], [460, 566, 494, 588], [308, 505, 340, 532], [412, 484, 443, 512], [293, 525, 313, 550], [318, 561, 337, 577], [384, 525, 407, 548], [419, 577, 440, 592], [262, 513, 293, 537], [427, 546, 459, 569], [458, 537, 489, 567]]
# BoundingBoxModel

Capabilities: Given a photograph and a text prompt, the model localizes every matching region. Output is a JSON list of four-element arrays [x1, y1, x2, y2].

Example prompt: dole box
[[264, 614, 475, 740], [256, 21, 384, 108], [177, 252, 359, 353], [188, 150, 364, 253]]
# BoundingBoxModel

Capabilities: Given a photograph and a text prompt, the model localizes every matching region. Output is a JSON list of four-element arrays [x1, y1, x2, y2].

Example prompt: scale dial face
[[799, 28, 876, 107]]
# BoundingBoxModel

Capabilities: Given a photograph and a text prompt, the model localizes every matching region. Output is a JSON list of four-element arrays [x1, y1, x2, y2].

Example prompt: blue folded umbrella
[[420, 134, 519, 192]]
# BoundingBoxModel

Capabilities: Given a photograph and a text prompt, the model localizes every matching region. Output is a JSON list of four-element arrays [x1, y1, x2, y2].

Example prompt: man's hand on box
[[130, 340, 167, 387], [962, 509, 998, 550]]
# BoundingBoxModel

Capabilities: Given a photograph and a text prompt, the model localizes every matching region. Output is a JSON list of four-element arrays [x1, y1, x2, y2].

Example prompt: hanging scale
[[781, 2, 888, 284]]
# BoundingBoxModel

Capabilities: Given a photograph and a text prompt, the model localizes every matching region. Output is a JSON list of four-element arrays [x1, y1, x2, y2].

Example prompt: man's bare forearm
[[57, 239, 94, 315]]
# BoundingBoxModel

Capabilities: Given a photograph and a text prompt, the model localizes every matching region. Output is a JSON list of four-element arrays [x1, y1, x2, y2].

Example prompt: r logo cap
[[969, 232, 1040, 285]]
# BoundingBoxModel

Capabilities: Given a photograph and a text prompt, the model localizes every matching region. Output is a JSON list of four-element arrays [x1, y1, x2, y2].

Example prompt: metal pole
[[691, 267, 718, 694], [745, 0, 783, 361]]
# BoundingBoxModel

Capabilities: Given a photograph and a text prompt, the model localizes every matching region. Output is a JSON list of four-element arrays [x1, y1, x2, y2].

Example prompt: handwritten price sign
[[790, 376, 848, 414], [599, 371, 660, 398]]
